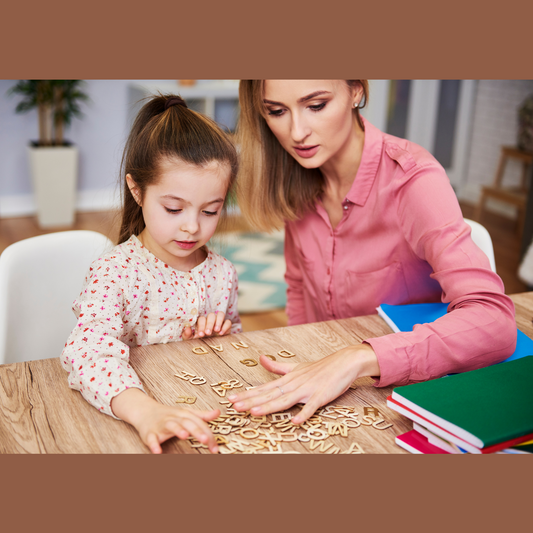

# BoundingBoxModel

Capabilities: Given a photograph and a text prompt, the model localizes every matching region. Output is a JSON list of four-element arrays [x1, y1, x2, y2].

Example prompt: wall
[[0, 80, 142, 217], [3, 79, 533, 219], [457, 80, 533, 216]]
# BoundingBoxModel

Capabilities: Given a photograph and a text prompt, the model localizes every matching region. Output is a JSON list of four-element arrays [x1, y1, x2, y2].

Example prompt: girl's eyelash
[[267, 109, 283, 116], [165, 208, 218, 215]]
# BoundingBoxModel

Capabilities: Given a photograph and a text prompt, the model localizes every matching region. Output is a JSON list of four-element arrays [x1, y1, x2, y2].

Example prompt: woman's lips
[[294, 145, 319, 158], [175, 241, 197, 249]]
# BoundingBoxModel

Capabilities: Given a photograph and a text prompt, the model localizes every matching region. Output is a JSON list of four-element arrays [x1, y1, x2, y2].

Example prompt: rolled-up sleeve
[[365, 162, 516, 386]]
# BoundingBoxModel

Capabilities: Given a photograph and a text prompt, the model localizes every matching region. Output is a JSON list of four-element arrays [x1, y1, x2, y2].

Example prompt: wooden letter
[[215, 435, 229, 445], [277, 349, 295, 358], [192, 346, 209, 355], [326, 447, 341, 454], [264, 354, 276, 361], [341, 442, 365, 454], [307, 428, 328, 440], [363, 406, 381, 419], [343, 418, 361, 429], [318, 406, 338, 419], [309, 439, 334, 453], [240, 358, 258, 367], [175, 396, 196, 404], [209, 344, 224, 352], [240, 428, 259, 439], [231, 341, 249, 349], [213, 425, 232, 435], [372, 419, 394, 430], [174, 371, 196, 381], [271, 413, 292, 422], [326, 422, 348, 437], [279, 432, 297, 442], [189, 377, 206, 385]]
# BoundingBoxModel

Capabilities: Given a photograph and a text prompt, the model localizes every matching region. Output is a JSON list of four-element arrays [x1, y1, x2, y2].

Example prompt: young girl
[[61, 94, 241, 454]]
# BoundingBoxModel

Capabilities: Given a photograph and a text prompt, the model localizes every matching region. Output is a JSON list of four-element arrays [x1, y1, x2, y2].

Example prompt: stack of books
[[377, 302, 533, 454]]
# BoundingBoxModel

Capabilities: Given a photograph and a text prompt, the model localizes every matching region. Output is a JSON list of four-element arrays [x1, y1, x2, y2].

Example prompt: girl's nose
[[181, 216, 199, 234]]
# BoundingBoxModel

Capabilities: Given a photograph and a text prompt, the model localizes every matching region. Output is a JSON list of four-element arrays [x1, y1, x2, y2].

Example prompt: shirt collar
[[345, 116, 383, 207]]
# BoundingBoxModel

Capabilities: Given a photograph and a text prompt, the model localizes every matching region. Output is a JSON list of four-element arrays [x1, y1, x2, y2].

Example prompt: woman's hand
[[111, 388, 220, 454], [227, 344, 380, 424], [182, 311, 233, 340]]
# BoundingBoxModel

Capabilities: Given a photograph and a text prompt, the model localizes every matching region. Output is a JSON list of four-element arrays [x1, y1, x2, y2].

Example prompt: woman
[[228, 80, 516, 424]]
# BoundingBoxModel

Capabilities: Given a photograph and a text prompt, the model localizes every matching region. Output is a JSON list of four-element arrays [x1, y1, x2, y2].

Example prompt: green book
[[391, 356, 533, 449]]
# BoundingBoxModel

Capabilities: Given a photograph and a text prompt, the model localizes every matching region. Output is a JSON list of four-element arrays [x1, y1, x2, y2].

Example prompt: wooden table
[[1, 293, 532, 454]]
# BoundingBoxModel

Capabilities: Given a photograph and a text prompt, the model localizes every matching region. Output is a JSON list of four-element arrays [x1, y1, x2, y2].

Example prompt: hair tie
[[165, 96, 188, 110]]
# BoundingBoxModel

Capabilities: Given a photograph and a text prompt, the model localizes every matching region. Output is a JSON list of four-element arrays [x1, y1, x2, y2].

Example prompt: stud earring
[[353, 101, 359, 108]]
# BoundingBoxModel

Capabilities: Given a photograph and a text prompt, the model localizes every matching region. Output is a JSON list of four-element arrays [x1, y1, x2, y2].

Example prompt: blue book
[[377, 302, 533, 364]]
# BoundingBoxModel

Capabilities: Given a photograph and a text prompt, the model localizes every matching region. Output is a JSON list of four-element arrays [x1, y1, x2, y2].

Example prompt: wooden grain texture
[[0, 358, 148, 453], [510, 292, 533, 338], [2, 294, 532, 454]]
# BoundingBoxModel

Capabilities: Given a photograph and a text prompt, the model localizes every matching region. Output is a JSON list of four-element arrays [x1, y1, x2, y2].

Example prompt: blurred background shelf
[[128, 80, 240, 132]]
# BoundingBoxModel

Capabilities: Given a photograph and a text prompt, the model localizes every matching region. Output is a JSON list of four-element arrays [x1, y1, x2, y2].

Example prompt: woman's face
[[262, 80, 362, 169]]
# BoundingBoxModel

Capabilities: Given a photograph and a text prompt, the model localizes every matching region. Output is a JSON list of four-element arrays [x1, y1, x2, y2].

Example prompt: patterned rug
[[210, 230, 287, 313]]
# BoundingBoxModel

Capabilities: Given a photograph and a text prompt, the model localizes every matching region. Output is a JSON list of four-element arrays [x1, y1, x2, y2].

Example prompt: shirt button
[[191, 308, 198, 315], [343, 205, 348, 210]]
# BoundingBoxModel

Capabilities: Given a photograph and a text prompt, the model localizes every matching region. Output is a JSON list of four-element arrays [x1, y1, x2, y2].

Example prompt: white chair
[[0, 230, 114, 365], [464, 218, 497, 273]]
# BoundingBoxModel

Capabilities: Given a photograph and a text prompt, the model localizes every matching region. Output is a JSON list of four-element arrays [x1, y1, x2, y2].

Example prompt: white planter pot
[[27, 145, 78, 228]]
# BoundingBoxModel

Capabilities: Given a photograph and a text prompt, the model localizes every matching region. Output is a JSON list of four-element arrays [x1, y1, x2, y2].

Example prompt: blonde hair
[[118, 94, 238, 244], [236, 80, 369, 231]]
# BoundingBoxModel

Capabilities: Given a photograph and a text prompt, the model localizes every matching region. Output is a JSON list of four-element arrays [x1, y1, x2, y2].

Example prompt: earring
[[353, 102, 359, 108]]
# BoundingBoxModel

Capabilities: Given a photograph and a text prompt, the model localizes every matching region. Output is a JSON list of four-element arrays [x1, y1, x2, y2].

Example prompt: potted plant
[[8, 80, 89, 227]]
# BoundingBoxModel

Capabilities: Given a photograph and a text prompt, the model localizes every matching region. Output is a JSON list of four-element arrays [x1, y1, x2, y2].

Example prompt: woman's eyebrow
[[263, 90, 332, 106]]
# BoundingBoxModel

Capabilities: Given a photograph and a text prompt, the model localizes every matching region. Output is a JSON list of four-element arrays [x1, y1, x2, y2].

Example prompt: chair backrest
[[0, 230, 114, 365], [464, 218, 497, 273]]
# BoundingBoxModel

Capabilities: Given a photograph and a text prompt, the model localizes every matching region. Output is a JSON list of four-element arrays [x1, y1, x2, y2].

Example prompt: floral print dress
[[61, 235, 241, 418]]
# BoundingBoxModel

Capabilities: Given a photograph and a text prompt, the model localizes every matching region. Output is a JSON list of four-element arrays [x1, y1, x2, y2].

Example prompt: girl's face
[[127, 158, 229, 271], [262, 80, 362, 169]]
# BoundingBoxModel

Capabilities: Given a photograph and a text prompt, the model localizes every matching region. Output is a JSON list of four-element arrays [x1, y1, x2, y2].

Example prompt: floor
[[0, 211, 289, 332], [0, 202, 528, 332]]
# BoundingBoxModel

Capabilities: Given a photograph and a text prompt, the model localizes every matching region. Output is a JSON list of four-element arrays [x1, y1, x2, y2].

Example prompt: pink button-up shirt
[[284, 118, 516, 387]]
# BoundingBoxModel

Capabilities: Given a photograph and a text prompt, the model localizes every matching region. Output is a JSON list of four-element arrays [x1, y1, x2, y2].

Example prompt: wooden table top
[[1, 293, 532, 454]]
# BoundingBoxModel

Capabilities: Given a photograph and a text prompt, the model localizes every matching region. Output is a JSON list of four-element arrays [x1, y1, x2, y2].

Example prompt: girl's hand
[[182, 311, 233, 340], [227, 344, 380, 424], [111, 388, 220, 454]]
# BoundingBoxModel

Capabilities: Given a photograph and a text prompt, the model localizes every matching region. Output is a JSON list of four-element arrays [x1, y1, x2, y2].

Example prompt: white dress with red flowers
[[61, 235, 241, 418]]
